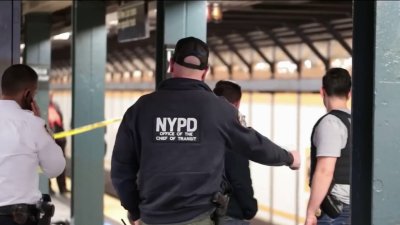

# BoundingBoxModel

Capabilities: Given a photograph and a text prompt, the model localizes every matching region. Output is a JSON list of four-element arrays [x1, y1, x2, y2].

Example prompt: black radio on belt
[[37, 194, 55, 225]]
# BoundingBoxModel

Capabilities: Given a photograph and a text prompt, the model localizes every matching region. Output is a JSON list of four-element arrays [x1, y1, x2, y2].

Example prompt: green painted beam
[[23, 13, 52, 194], [373, 2, 400, 224], [353, 1, 400, 224], [0, 0, 20, 92], [156, 0, 207, 87], [164, 1, 207, 44], [71, 1, 106, 225]]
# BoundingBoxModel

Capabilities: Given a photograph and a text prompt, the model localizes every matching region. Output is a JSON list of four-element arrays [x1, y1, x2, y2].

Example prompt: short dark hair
[[1, 64, 38, 96], [213, 80, 242, 104], [322, 68, 351, 97]]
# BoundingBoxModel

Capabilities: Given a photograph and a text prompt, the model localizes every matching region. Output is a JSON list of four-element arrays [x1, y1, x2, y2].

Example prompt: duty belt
[[0, 204, 36, 216]]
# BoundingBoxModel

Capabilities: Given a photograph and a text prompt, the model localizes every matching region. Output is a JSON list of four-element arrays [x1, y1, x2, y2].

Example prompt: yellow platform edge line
[[259, 204, 306, 223]]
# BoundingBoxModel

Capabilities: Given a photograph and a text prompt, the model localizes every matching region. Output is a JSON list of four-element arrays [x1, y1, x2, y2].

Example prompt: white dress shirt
[[0, 100, 66, 206]]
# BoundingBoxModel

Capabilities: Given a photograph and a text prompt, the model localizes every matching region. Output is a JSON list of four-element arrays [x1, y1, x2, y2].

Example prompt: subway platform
[[50, 179, 272, 225]]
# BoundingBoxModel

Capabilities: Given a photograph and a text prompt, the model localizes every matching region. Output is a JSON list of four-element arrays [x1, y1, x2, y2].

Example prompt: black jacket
[[111, 78, 293, 224], [225, 151, 258, 220]]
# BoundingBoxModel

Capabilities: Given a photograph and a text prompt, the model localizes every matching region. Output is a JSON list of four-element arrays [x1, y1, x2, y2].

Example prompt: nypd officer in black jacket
[[111, 37, 300, 225], [213, 80, 257, 225]]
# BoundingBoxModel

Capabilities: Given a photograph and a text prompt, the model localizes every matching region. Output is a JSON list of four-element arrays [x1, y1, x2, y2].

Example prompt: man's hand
[[289, 151, 300, 170], [31, 100, 41, 117], [305, 214, 317, 225], [130, 219, 140, 225]]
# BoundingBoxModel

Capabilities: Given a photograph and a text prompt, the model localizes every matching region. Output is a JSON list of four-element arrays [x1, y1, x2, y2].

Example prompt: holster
[[319, 193, 343, 219], [211, 192, 230, 225], [37, 194, 55, 225]]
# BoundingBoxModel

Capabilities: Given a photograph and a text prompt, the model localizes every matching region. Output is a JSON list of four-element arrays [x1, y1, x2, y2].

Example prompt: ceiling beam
[[264, 30, 301, 72], [208, 46, 232, 76], [124, 49, 152, 71], [228, 9, 351, 16], [321, 21, 352, 56], [107, 54, 125, 73], [239, 33, 275, 74], [292, 26, 330, 70], [216, 36, 253, 76]]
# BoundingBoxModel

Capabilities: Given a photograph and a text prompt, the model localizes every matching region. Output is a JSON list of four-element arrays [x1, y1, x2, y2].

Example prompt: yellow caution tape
[[53, 118, 122, 139]]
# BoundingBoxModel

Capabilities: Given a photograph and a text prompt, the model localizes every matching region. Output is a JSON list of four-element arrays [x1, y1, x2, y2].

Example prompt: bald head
[[170, 56, 208, 80]]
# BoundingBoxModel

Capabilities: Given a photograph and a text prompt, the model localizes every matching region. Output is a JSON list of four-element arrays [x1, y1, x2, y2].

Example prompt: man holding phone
[[0, 64, 66, 225]]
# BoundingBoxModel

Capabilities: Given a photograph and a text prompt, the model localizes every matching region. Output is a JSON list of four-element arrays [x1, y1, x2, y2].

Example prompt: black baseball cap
[[172, 36, 209, 70]]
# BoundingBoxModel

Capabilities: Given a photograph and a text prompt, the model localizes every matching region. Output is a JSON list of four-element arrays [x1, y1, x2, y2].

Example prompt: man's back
[[112, 37, 299, 225], [112, 78, 295, 224], [113, 78, 236, 223]]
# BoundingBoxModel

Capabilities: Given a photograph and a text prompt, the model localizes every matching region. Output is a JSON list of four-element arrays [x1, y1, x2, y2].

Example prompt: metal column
[[23, 13, 52, 194], [155, 0, 207, 87], [71, 1, 106, 225], [353, 1, 400, 224], [371, 2, 400, 224], [0, 0, 20, 93]]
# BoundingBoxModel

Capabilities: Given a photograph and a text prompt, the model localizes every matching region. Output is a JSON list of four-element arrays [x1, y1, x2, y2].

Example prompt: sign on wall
[[117, 1, 149, 43]]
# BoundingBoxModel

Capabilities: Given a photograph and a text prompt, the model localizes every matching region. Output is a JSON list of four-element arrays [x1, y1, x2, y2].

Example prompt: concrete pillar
[[71, 1, 106, 225], [353, 1, 400, 224]]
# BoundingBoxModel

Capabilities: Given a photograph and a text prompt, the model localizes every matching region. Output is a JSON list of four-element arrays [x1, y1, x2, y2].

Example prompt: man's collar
[[0, 100, 21, 109], [157, 77, 212, 92]]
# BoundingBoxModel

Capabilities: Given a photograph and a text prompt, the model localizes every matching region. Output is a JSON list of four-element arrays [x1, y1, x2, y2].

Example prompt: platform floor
[[50, 179, 274, 225]]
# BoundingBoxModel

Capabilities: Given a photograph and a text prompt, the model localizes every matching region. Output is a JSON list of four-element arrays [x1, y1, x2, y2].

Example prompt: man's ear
[[201, 66, 209, 81], [169, 59, 175, 73], [347, 89, 352, 99], [320, 87, 325, 98], [23, 89, 31, 100], [233, 100, 240, 109]]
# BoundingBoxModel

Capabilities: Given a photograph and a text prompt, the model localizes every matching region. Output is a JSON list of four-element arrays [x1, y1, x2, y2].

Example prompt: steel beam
[[240, 33, 275, 74], [292, 27, 330, 70], [0, 0, 20, 94], [321, 21, 352, 56], [132, 48, 153, 70], [218, 36, 253, 75], [351, 1, 374, 225], [51, 79, 321, 93], [108, 54, 127, 73], [208, 46, 233, 75], [23, 12, 52, 194], [114, 51, 139, 71], [125, 49, 152, 71], [71, 1, 106, 225], [265, 30, 301, 72]]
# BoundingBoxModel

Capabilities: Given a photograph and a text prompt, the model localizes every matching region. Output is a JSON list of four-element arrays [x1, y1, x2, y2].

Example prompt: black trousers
[[0, 215, 37, 225]]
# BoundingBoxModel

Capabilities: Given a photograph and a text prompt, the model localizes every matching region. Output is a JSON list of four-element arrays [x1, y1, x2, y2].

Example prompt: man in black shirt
[[111, 37, 300, 225], [214, 80, 257, 225]]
